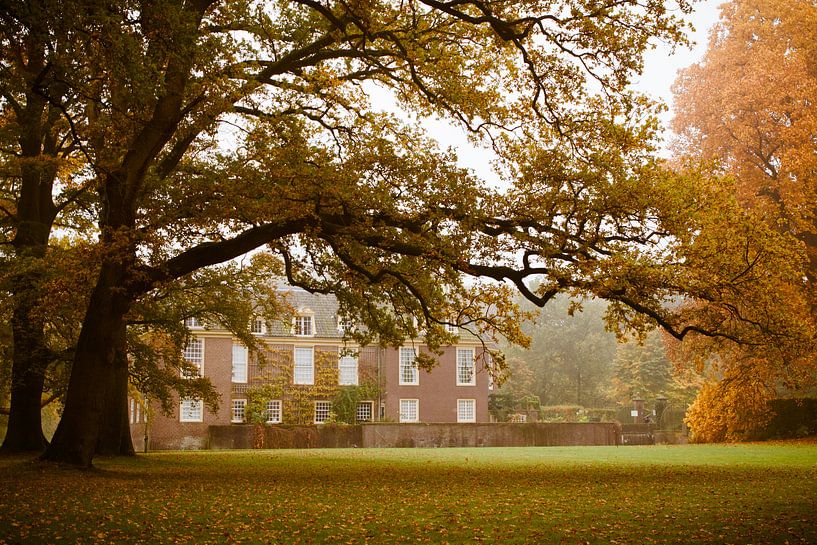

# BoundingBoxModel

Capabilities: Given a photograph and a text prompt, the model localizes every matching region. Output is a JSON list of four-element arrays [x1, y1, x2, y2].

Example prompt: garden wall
[[203, 422, 620, 450]]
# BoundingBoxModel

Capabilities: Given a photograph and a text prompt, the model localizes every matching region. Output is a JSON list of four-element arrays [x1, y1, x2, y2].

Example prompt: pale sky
[[420, 0, 725, 181]]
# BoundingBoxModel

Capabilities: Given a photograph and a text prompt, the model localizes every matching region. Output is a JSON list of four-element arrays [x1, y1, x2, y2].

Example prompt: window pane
[[266, 400, 282, 423], [232, 344, 248, 383], [185, 317, 202, 328], [295, 316, 313, 336], [180, 399, 202, 422], [338, 355, 358, 385], [182, 339, 203, 377], [457, 348, 475, 385], [457, 399, 476, 422], [251, 318, 265, 334], [314, 401, 331, 423], [399, 399, 418, 422], [294, 347, 314, 384], [231, 400, 246, 423], [356, 402, 372, 422], [399, 347, 418, 385]]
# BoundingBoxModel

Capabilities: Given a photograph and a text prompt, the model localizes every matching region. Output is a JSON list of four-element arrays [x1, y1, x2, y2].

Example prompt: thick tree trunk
[[96, 322, 135, 456], [40, 260, 132, 467], [1, 359, 48, 453], [1, 279, 51, 453]]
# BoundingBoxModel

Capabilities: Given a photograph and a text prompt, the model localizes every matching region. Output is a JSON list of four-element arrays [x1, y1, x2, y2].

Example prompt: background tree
[[502, 295, 617, 409], [610, 330, 701, 408], [0, 1, 93, 452], [671, 0, 817, 439]]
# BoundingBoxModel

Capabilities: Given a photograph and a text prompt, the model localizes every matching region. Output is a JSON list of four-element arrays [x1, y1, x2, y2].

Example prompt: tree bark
[[95, 321, 135, 456], [40, 259, 132, 467], [2, 22, 63, 452], [1, 321, 48, 453]]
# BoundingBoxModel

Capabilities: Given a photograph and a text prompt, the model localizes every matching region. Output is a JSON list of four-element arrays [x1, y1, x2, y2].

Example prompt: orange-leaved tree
[[672, 0, 817, 440]]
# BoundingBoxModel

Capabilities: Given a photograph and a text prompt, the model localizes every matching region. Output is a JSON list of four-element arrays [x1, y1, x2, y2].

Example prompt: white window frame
[[399, 347, 419, 385], [314, 401, 331, 424], [184, 317, 203, 329], [180, 398, 203, 422], [266, 400, 282, 424], [356, 401, 373, 422], [445, 322, 458, 334], [293, 346, 315, 385], [250, 317, 266, 335], [338, 354, 359, 386], [182, 337, 204, 378], [456, 348, 476, 386], [337, 316, 355, 334], [231, 399, 247, 423], [293, 314, 314, 337], [457, 399, 476, 423], [399, 399, 419, 423], [231, 343, 248, 383]]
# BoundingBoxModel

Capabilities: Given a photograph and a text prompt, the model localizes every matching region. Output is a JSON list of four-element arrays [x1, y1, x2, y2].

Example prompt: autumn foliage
[[672, 0, 817, 441]]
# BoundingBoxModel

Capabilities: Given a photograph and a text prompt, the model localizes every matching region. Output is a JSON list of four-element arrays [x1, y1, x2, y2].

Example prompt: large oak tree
[[4, 0, 799, 465]]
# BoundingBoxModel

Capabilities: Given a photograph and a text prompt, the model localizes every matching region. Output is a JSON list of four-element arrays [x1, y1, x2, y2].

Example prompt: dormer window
[[445, 322, 458, 334], [250, 317, 266, 335], [293, 314, 314, 337], [337, 316, 355, 334], [184, 317, 203, 329]]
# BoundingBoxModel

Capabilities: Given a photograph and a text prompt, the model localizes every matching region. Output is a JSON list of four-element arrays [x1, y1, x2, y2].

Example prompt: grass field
[[1, 444, 816, 544]]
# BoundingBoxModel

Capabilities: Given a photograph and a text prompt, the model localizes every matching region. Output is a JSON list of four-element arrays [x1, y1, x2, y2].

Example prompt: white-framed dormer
[[184, 316, 204, 330], [292, 307, 315, 337], [337, 315, 355, 334], [250, 316, 267, 336]]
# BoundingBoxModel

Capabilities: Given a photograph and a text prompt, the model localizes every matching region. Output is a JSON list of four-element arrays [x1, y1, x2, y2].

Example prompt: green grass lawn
[[1, 444, 816, 544]]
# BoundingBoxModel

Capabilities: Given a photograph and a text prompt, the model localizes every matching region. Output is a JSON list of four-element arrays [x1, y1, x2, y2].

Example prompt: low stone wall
[[362, 422, 619, 448], [203, 422, 619, 450], [209, 424, 363, 450]]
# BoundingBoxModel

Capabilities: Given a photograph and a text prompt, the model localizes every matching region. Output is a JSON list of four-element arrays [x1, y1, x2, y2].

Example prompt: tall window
[[293, 347, 314, 385], [356, 401, 373, 422], [130, 398, 142, 424], [182, 338, 203, 378], [457, 399, 476, 423], [456, 348, 476, 386], [314, 401, 331, 424], [266, 400, 282, 424], [180, 399, 203, 422], [338, 355, 358, 385], [231, 399, 247, 423], [232, 344, 248, 383], [294, 315, 314, 336], [250, 317, 266, 335], [399, 347, 418, 385], [399, 399, 419, 422]]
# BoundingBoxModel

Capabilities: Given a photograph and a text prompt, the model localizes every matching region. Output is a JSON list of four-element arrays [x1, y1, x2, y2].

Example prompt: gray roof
[[266, 289, 344, 339]]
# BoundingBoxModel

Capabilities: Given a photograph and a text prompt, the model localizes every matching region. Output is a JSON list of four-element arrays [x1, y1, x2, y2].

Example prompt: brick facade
[[130, 291, 495, 450]]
